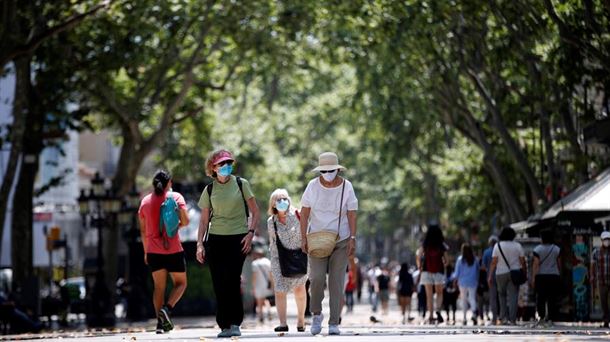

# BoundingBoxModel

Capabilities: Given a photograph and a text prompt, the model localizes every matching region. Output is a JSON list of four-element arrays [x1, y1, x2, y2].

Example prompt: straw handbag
[[307, 181, 346, 258]]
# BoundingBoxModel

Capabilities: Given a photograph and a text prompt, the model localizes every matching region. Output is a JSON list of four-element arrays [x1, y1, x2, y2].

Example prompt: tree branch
[[543, 0, 610, 69], [171, 105, 204, 125], [1, 0, 115, 66]]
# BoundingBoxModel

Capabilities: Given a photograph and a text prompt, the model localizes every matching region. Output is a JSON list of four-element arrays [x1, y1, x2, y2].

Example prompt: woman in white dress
[[267, 188, 308, 332]]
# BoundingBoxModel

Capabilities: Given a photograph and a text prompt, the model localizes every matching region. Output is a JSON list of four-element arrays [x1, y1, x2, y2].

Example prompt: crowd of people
[[138, 148, 610, 338]]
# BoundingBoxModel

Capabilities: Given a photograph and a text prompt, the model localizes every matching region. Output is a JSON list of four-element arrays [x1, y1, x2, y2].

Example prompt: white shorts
[[420, 271, 445, 285]]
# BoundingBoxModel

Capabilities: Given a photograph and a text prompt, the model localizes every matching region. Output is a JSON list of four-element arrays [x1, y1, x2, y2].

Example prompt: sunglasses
[[319, 169, 337, 174], [216, 160, 234, 167]]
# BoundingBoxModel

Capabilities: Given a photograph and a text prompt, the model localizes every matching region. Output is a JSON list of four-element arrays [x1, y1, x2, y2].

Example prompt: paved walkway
[[3, 293, 610, 341]]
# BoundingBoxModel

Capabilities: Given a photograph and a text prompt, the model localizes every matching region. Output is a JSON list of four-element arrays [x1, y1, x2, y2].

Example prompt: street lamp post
[[78, 172, 120, 327], [117, 185, 147, 321]]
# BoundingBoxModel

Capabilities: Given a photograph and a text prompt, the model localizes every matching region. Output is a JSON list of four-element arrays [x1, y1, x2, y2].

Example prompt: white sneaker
[[328, 324, 341, 335], [311, 314, 324, 335]]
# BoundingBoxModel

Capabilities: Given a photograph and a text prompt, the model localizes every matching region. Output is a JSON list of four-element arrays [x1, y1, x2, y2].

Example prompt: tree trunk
[[540, 107, 559, 202], [558, 96, 588, 183], [466, 70, 545, 207], [11, 70, 44, 291], [0, 58, 29, 259], [455, 107, 527, 222]]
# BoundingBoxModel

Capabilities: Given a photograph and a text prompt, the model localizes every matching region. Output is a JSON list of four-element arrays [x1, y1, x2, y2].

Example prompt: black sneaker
[[159, 305, 174, 332], [436, 311, 444, 324], [274, 325, 289, 332], [156, 319, 164, 334]]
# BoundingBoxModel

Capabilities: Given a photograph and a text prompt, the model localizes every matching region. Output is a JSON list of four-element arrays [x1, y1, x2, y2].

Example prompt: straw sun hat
[[312, 152, 346, 172]]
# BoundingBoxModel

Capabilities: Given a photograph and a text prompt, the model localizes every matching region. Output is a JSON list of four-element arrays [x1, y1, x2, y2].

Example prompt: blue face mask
[[218, 164, 233, 177], [276, 199, 289, 212]]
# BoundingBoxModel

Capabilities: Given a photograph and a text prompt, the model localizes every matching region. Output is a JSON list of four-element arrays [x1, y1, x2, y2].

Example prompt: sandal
[[274, 325, 289, 332], [297, 326, 305, 332]]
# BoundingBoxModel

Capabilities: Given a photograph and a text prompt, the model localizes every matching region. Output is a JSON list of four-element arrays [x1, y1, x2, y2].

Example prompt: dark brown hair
[[461, 243, 475, 266]]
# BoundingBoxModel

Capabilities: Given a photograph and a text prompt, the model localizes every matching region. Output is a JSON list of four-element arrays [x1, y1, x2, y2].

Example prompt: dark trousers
[[601, 284, 610, 323], [207, 233, 247, 330], [345, 290, 354, 311], [535, 274, 560, 321]]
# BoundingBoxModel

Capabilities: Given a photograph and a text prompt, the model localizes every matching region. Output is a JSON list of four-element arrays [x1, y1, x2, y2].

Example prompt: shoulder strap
[[236, 176, 249, 218], [206, 182, 213, 207], [497, 242, 511, 269], [538, 245, 556, 267], [336, 180, 346, 233]]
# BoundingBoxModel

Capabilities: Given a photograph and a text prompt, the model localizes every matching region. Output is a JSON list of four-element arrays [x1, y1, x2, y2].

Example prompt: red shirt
[[423, 246, 445, 274], [138, 191, 187, 254], [346, 270, 356, 291]]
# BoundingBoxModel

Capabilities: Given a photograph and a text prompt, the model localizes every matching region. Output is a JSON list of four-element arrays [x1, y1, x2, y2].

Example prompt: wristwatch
[[248, 229, 255, 235]]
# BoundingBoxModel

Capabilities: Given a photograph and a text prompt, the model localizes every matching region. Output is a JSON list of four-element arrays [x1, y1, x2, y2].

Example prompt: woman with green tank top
[[196, 149, 260, 338]]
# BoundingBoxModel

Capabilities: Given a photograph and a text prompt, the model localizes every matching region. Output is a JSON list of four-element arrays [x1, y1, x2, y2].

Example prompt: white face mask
[[604, 240, 610, 247], [321, 170, 338, 182]]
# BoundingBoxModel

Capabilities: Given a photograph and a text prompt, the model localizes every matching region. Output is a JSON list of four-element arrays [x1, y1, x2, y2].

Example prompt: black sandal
[[297, 326, 305, 332], [274, 325, 289, 332]]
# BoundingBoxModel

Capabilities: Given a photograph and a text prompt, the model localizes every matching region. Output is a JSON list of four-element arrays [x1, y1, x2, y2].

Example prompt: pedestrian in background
[[266, 188, 307, 332], [196, 150, 261, 338], [367, 264, 381, 312], [592, 231, 610, 328], [300, 152, 359, 336], [251, 247, 273, 324], [417, 224, 447, 324], [377, 265, 391, 315], [138, 170, 190, 334], [397, 262, 414, 324], [488, 227, 525, 325], [443, 263, 458, 325], [481, 235, 498, 324], [355, 258, 363, 303], [452, 243, 480, 326], [532, 229, 561, 327], [345, 263, 357, 313]]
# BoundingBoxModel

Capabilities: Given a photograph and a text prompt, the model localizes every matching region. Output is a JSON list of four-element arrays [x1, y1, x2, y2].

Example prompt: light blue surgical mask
[[276, 199, 289, 212], [218, 164, 233, 177]]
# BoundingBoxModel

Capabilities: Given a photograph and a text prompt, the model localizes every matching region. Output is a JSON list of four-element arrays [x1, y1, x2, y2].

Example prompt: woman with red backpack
[[138, 170, 190, 334]]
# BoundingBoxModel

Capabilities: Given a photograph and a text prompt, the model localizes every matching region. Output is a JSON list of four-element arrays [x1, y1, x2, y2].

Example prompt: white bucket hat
[[312, 152, 346, 172]]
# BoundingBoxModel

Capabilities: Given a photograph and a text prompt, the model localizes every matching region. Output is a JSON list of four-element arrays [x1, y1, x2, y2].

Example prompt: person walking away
[[443, 263, 458, 325], [368, 264, 381, 312], [397, 263, 415, 324], [251, 247, 273, 324], [355, 258, 363, 303], [417, 225, 448, 324], [591, 231, 610, 328], [138, 170, 190, 334], [196, 150, 261, 338], [266, 188, 308, 332], [532, 229, 561, 327], [481, 235, 498, 324], [300, 152, 359, 336], [451, 244, 480, 326], [488, 227, 525, 325], [345, 264, 356, 313], [377, 265, 391, 315]]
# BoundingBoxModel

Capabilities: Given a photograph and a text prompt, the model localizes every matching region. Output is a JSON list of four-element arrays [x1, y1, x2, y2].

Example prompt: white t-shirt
[[301, 178, 358, 242], [252, 257, 272, 298], [492, 241, 524, 275]]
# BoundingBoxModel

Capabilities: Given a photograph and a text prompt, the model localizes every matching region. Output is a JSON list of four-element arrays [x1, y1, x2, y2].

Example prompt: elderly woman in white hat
[[299, 152, 358, 336]]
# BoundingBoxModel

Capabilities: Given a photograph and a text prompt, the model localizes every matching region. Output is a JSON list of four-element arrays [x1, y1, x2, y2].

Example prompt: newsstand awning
[[542, 166, 610, 220], [513, 166, 610, 235]]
